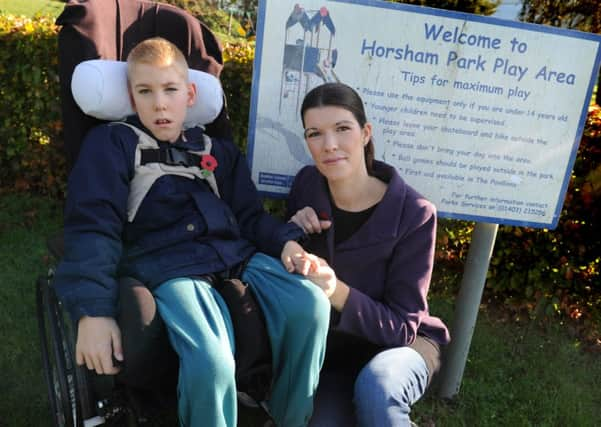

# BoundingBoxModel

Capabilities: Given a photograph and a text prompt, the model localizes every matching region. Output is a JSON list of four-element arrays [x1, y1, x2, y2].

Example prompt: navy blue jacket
[[54, 117, 303, 321], [287, 162, 450, 347]]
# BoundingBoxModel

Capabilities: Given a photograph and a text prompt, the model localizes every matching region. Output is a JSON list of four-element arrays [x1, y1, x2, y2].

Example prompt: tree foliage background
[[390, 0, 500, 15], [521, 0, 601, 33]]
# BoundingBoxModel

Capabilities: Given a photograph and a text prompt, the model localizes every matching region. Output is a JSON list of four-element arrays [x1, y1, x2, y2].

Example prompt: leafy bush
[[161, 0, 246, 40], [433, 218, 475, 292], [521, 0, 601, 33], [221, 40, 254, 152], [0, 14, 65, 198], [389, 0, 501, 16]]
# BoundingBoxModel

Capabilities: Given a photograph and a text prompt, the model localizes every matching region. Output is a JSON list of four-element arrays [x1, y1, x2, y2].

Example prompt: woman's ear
[[187, 82, 197, 107], [363, 122, 373, 145]]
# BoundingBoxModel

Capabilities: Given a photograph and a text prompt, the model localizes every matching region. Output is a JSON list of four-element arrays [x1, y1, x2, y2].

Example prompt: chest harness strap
[[111, 122, 220, 222]]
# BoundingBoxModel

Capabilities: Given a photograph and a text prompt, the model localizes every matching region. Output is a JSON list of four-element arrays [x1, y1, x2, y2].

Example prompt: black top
[[331, 202, 377, 245]]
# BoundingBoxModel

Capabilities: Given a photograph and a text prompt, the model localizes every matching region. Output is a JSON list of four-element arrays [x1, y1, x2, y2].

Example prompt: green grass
[[1, 192, 600, 426], [0, 0, 64, 18], [0, 192, 63, 426], [413, 299, 601, 426]]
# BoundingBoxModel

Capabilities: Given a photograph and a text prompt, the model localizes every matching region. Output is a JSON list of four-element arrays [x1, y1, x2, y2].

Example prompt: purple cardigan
[[287, 161, 450, 347]]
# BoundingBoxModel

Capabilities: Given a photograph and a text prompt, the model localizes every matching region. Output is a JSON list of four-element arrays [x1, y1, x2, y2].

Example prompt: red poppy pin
[[318, 211, 330, 221], [200, 154, 218, 177]]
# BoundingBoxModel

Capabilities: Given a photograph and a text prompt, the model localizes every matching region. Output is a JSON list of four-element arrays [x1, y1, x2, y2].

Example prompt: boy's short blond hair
[[127, 37, 189, 80]]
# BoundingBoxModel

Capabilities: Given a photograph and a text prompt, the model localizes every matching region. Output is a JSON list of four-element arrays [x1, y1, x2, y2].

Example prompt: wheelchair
[[37, 260, 137, 427], [35, 1, 267, 425], [37, 236, 179, 426]]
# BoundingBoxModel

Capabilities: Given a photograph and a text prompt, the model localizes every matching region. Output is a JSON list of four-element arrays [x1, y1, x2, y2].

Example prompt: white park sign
[[247, 0, 601, 229]]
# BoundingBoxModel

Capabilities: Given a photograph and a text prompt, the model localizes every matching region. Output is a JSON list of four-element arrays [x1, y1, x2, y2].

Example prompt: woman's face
[[303, 105, 372, 183]]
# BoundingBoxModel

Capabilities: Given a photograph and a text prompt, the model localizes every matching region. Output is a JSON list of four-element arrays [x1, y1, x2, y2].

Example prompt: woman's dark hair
[[300, 82, 375, 174]]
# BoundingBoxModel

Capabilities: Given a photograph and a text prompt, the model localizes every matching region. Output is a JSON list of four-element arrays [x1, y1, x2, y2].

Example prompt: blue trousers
[[309, 346, 430, 427], [153, 253, 330, 427]]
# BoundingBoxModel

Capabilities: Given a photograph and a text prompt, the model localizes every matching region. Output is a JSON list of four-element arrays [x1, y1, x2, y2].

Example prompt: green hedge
[[0, 14, 65, 197], [161, 0, 247, 40], [221, 41, 255, 153], [491, 109, 599, 334], [1, 13, 598, 334]]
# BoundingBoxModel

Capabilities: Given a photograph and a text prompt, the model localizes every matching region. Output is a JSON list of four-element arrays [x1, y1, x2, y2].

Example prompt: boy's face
[[128, 62, 196, 142]]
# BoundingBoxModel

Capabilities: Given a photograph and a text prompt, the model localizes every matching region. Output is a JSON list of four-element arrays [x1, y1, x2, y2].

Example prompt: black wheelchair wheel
[[36, 274, 95, 427]]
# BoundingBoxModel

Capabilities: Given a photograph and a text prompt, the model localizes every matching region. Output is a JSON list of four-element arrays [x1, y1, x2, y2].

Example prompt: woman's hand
[[305, 256, 351, 310], [76, 316, 123, 375], [305, 256, 338, 298], [289, 206, 332, 234], [281, 241, 350, 309]]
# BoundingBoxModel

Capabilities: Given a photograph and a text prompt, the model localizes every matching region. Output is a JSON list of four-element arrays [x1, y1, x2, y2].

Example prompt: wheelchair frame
[[36, 266, 270, 426], [36, 269, 138, 426]]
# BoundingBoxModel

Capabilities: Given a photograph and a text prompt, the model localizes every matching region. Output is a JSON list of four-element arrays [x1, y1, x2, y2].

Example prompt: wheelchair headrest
[[71, 59, 223, 128]]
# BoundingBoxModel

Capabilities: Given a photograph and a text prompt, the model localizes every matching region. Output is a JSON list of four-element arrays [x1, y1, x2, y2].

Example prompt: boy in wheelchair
[[53, 37, 330, 427]]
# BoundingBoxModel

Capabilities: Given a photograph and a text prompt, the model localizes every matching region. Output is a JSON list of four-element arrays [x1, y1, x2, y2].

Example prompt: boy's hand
[[281, 240, 318, 275], [76, 316, 123, 375], [289, 207, 332, 234]]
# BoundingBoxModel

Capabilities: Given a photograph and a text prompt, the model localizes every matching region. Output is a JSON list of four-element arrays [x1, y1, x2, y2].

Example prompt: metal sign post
[[437, 222, 499, 398]]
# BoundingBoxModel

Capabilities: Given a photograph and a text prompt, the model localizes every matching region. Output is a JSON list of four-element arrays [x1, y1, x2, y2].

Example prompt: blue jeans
[[153, 253, 330, 427], [309, 346, 430, 427]]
